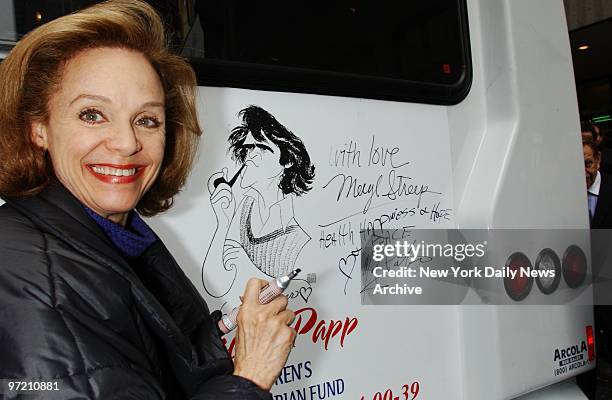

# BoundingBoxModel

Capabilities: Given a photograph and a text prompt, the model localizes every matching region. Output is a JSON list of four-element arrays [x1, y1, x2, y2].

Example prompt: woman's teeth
[[91, 166, 137, 176]]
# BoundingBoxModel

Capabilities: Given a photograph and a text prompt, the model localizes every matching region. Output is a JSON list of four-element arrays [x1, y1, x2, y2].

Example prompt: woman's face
[[31, 47, 166, 225]]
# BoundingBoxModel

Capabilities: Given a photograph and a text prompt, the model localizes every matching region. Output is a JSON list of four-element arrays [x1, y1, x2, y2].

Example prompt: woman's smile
[[87, 163, 146, 183]]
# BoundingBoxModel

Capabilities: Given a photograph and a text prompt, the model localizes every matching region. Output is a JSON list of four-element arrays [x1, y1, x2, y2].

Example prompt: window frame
[[189, 0, 472, 105]]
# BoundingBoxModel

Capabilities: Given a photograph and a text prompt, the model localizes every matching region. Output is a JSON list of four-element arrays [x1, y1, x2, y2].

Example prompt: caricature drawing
[[202, 106, 315, 307]]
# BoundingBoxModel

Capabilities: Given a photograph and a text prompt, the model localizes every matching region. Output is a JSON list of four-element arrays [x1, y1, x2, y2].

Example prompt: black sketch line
[[338, 248, 361, 295], [202, 106, 316, 304]]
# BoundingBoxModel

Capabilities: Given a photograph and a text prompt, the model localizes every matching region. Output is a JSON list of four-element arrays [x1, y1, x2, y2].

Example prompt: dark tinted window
[[188, 0, 471, 104], [13, 1, 98, 37], [5, 1, 188, 46], [1, 0, 471, 104]]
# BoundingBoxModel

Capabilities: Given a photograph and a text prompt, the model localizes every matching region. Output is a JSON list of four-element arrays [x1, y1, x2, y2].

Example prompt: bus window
[[1, 1, 472, 105], [187, 0, 472, 104]]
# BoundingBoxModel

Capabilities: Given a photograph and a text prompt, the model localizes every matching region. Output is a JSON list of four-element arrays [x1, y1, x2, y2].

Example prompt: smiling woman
[[0, 4, 199, 217], [30, 47, 167, 225], [0, 1, 295, 399]]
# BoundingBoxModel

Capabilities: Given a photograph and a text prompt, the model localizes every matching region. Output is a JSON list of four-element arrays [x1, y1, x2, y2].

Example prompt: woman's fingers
[[242, 278, 268, 304], [277, 309, 296, 326], [266, 293, 289, 315], [240, 278, 288, 314], [233, 278, 297, 390]]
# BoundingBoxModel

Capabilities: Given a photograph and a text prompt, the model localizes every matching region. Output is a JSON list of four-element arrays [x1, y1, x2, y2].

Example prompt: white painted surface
[[149, 88, 461, 399], [151, 0, 592, 398], [450, 0, 590, 399], [515, 378, 588, 399]]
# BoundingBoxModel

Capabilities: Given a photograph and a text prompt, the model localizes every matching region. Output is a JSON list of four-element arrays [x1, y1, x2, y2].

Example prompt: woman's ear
[[30, 120, 48, 150]]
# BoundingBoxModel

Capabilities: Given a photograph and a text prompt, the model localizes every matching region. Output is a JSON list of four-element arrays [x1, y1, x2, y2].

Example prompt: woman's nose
[[106, 122, 141, 156]]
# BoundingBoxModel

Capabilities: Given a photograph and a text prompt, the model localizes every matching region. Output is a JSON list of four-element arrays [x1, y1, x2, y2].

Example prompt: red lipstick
[[86, 163, 145, 184]]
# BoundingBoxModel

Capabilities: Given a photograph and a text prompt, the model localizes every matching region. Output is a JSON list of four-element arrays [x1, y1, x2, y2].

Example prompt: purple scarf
[[83, 206, 157, 258]]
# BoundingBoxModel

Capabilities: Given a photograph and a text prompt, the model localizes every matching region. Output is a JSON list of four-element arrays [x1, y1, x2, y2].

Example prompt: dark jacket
[[0, 181, 271, 400], [592, 173, 612, 229]]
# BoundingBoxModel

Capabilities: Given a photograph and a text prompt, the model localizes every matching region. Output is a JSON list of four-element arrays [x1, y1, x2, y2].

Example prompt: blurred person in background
[[579, 138, 612, 399], [583, 138, 612, 228]]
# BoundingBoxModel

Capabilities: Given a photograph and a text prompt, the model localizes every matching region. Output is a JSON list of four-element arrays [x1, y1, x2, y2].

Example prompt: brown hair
[[583, 138, 600, 157], [0, 0, 201, 216], [581, 121, 598, 144]]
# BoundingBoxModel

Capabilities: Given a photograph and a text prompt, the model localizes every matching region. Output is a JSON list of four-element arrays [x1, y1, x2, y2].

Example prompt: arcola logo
[[222, 307, 359, 357], [553, 341, 587, 362]]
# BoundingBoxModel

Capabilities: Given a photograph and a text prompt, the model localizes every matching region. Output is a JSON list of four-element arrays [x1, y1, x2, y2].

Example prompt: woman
[[0, 1, 295, 399]]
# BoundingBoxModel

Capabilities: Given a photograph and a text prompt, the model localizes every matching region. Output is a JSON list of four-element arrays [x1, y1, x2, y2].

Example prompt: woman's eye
[[79, 109, 105, 124], [135, 116, 161, 129]]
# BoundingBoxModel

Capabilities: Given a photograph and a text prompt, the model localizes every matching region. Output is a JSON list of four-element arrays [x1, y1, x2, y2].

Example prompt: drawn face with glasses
[[228, 106, 315, 198], [238, 131, 285, 190]]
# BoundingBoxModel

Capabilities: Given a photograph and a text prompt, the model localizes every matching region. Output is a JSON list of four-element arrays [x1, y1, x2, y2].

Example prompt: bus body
[[156, 0, 592, 398]]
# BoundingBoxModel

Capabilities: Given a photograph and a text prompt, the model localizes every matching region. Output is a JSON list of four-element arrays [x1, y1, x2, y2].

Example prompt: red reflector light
[[587, 325, 595, 362], [504, 252, 534, 301], [562, 245, 587, 288], [443, 63, 451, 74]]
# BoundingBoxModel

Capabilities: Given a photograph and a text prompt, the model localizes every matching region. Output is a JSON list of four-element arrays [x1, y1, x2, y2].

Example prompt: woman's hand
[[233, 278, 296, 391]]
